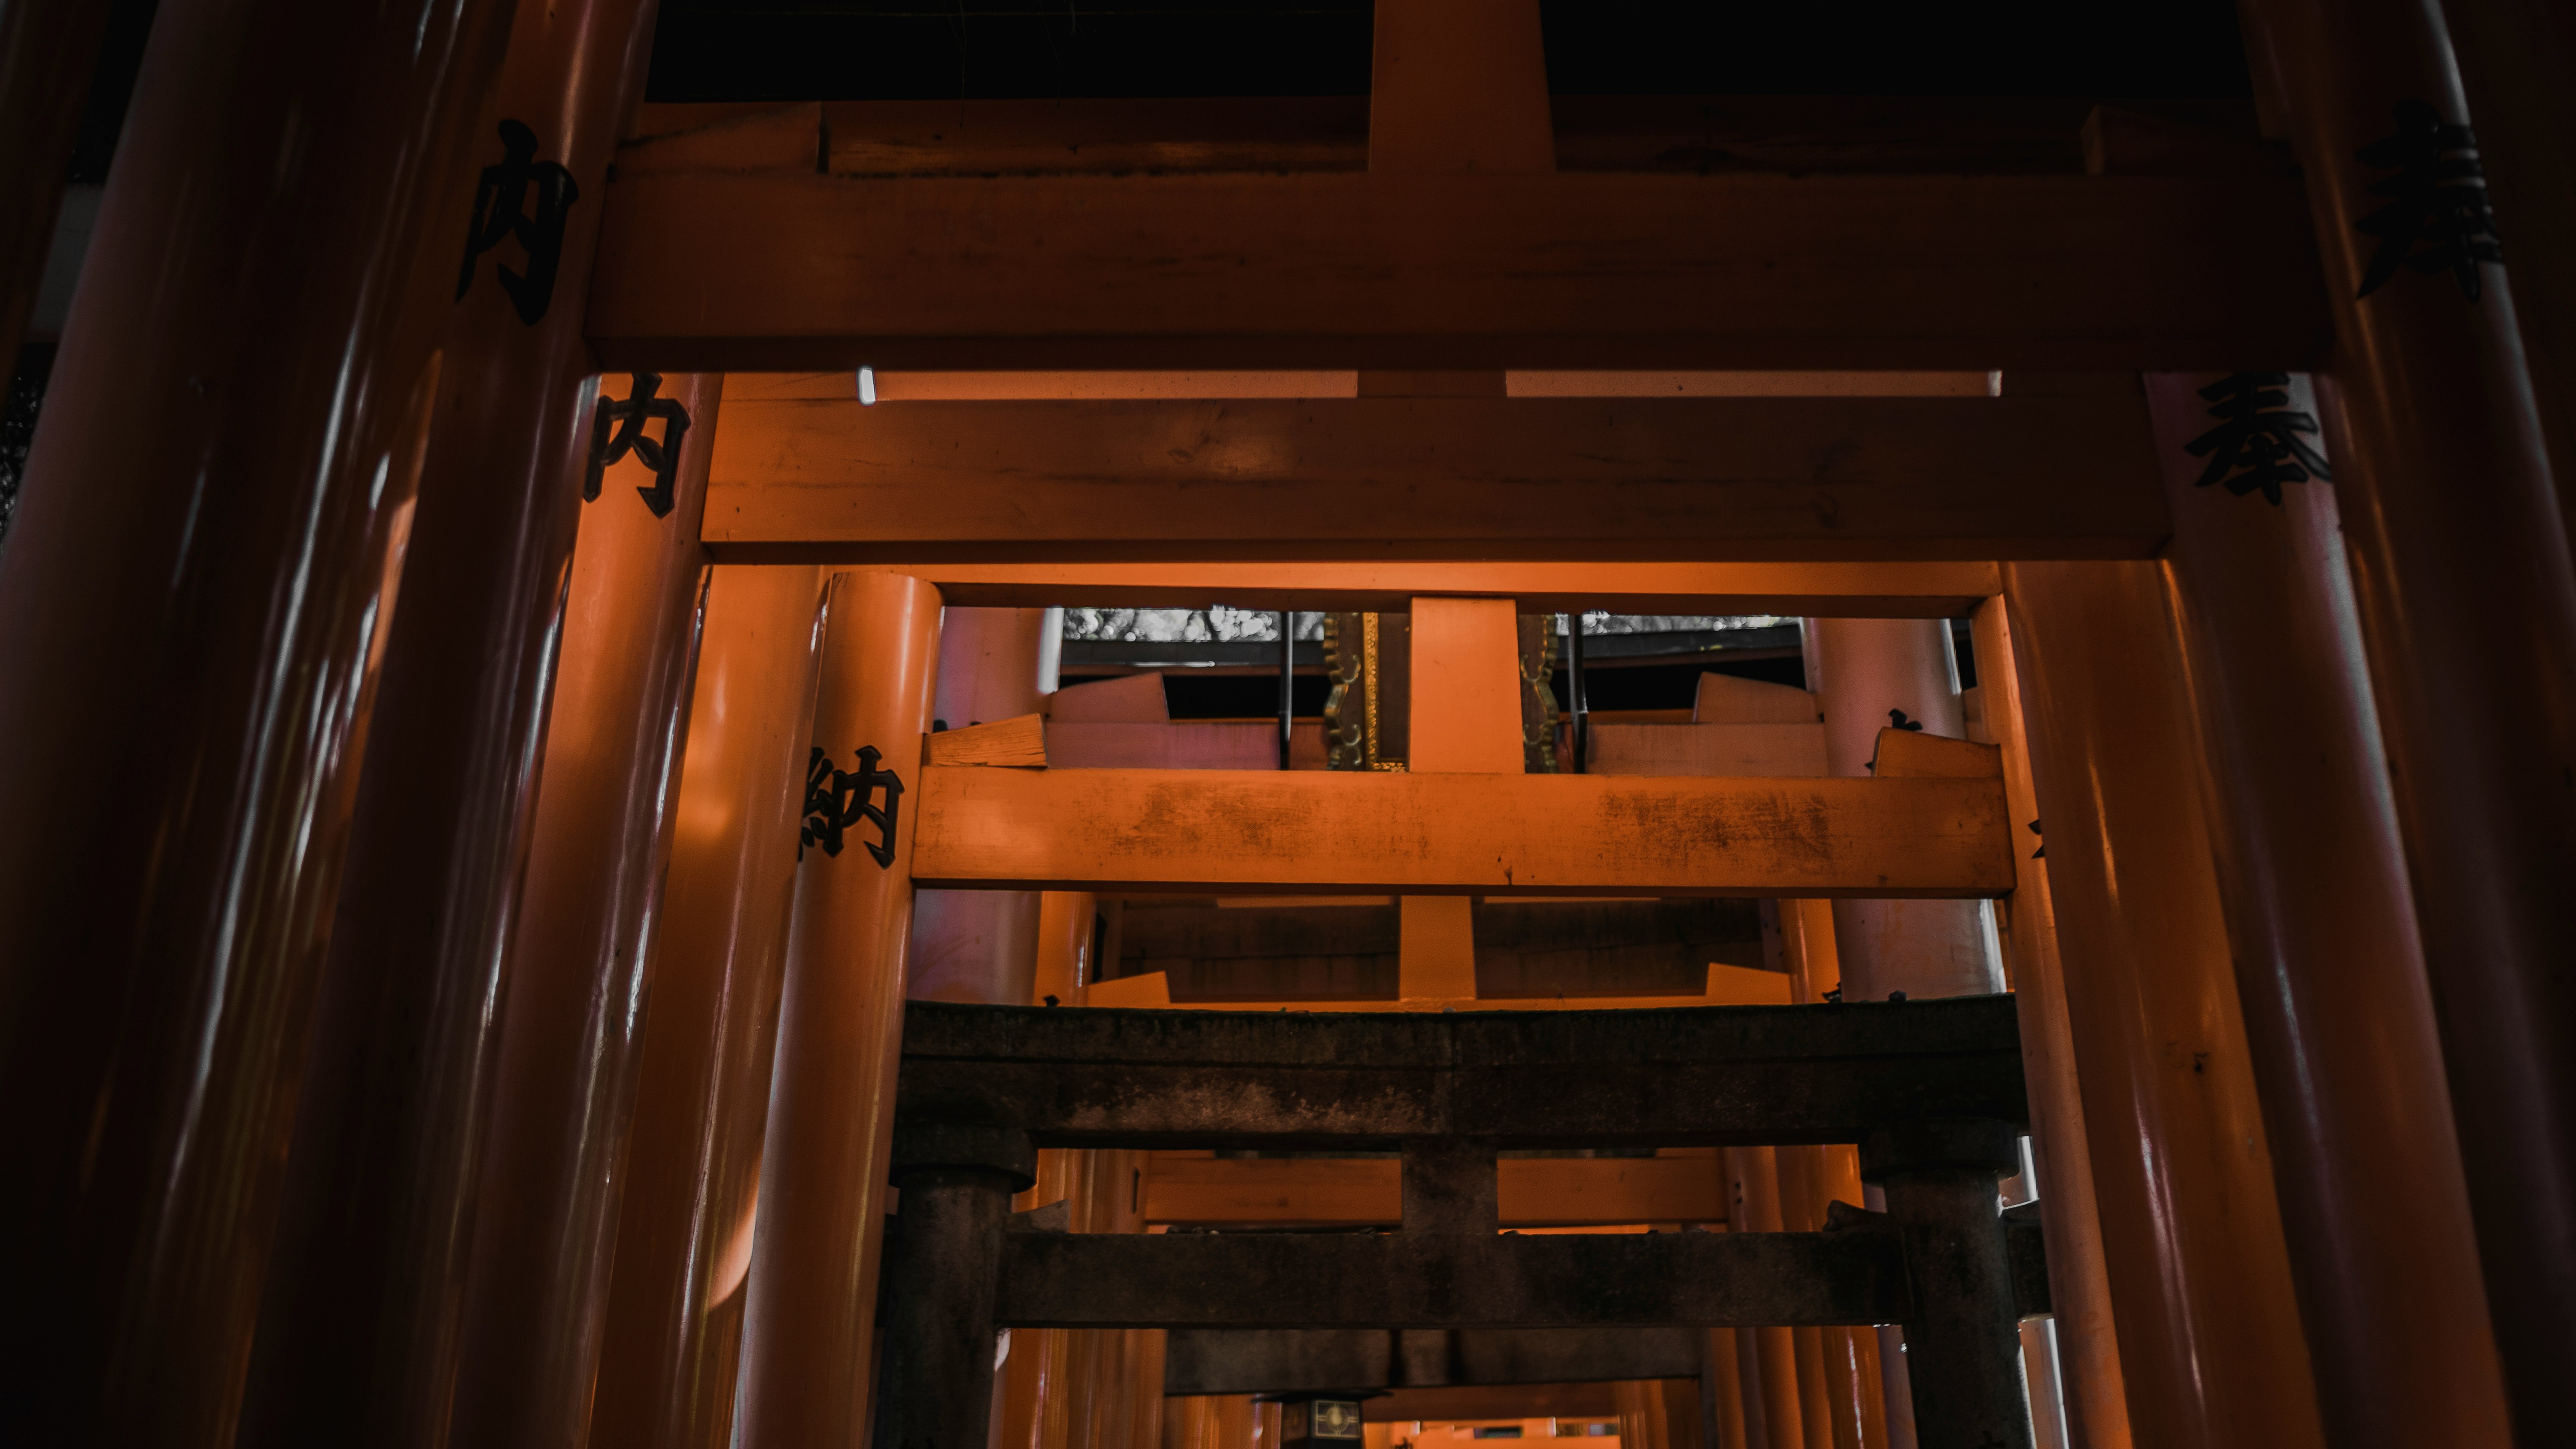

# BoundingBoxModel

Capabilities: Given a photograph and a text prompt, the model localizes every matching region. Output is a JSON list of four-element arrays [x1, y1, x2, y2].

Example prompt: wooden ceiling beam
[[906, 766, 2016, 898], [586, 169, 2328, 374], [704, 394, 2167, 563], [809, 560, 1997, 617]]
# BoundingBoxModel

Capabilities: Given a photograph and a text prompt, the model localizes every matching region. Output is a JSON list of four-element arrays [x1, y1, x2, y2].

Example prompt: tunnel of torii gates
[[0, 0, 2572, 1448]]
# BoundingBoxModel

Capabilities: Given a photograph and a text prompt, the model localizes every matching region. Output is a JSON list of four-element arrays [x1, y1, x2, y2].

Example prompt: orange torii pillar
[[243, 2, 677, 1437], [735, 571, 944, 1449], [1723, 1147, 1810, 1449], [1000, 890, 1100, 1449], [444, 369, 717, 1449], [1967, 601, 2130, 1449], [0, 0, 515, 1436], [2147, 372, 2513, 1449], [1998, 562, 2326, 1449], [909, 606, 1058, 1006], [1768, 901, 1893, 1449], [1798, 617, 2004, 1449], [591, 565, 826, 1449], [2233, 0, 2576, 1435]]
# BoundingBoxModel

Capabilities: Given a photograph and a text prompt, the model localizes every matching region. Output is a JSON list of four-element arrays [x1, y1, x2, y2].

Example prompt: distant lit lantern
[[1269, 1394, 1367, 1449]]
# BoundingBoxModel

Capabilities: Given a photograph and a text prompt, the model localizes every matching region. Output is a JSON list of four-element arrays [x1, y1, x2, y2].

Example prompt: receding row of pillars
[[0, 0, 2568, 1445]]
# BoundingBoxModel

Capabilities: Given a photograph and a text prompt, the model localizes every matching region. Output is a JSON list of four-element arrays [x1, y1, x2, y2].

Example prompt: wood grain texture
[[702, 395, 2167, 562], [920, 714, 1048, 767], [587, 170, 2330, 373], [907, 767, 2014, 897]]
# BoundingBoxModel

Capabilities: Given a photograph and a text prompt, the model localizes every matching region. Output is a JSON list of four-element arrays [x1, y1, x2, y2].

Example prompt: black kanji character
[[1887, 709, 1925, 732], [799, 744, 905, 868], [2186, 372, 2332, 505], [584, 372, 690, 517], [457, 119, 580, 324], [2354, 100, 2501, 301]]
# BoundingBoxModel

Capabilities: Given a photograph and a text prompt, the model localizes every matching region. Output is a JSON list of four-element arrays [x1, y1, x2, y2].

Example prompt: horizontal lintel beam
[[704, 395, 2168, 563], [588, 171, 2329, 374], [1143, 1154, 1726, 1228], [908, 766, 2017, 898], [996, 1229, 1903, 1329], [805, 559, 1999, 617], [896, 998, 2030, 1149], [1164, 1327, 1710, 1395]]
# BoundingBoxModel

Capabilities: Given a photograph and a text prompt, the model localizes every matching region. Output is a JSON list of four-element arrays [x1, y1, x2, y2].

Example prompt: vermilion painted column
[[1799, 616, 1996, 1449], [1725, 1146, 1808, 1449], [2148, 372, 2514, 1449], [0, 0, 113, 370], [1968, 600, 2130, 1449], [1799, 619, 1999, 1003], [2230, 1, 2576, 1435], [911, 605, 1057, 1007], [1999, 562, 2325, 1449], [239, 4, 674, 1440], [735, 570, 943, 1449], [590, 565, 823, 1449], [0, 0, 515, 1440], [445, 369, 715, 1448]]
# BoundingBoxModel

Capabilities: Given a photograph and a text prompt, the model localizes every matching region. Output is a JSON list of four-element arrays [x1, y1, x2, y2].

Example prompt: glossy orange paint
[[735, 570, 943, 1449], [2233, 0, 2576, 1434], [451, 369, 719, 1449], [1968, 599, 2131, 1449], [592, 565, 826, 1449], [2149, 372, 2512, 1449], [2000, 561, 2323, 1449], [0, 0, 515, 1436]]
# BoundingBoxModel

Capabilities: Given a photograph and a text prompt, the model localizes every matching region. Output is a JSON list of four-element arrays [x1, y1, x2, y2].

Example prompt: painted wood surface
[[701, 395, 2166, 562], [587, 171, 2328, 373], [908, 767, 2013, 897]]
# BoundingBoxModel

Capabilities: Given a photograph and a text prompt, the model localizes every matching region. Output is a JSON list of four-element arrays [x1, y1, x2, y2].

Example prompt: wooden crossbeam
[[907, 766, 2014, 898], [795, 560, 1999, 617], [1142, 1154, 1725, 1228], [586, 170, 2327, 373], [704, 395, 2166, 562]]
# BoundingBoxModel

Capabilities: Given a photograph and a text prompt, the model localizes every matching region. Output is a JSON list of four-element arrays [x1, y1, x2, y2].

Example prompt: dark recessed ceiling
[[645, 0, 2255, 104]]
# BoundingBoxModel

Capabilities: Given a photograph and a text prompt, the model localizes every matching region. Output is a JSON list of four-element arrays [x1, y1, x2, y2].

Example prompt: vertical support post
[[912, 606, 1052, 1007], [0, 0, 517, 1437], [2230, 1, 2576, 1434], [2147, 372, 2514, 1449], [737, 571, 943, 1449], [1281, 610, 1297, 769], [592, 565, 828, 1449], [247, 3, 677, 1438], [1968, 598, 2131, 1449], [876, 1120, 1038, 1449], [1566, 611, 1590, 773], [1800, 617, 1998, 1002], [1400, 1138, 1499, 1236], [2000, 561, 2325, 1449], [1862, 1122, 2032, 1449], [448, 371, 719, 1449], [1397, 595, 1525, 1001], [1725, 1146, 1810, 1449]]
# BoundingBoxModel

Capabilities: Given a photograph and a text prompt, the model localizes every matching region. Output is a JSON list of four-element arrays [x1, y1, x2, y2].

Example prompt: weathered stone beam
[[996, 1228, 1902, 1329], [1163, 1327, 1708, 1395], [898, 998, 2028, 1150]]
